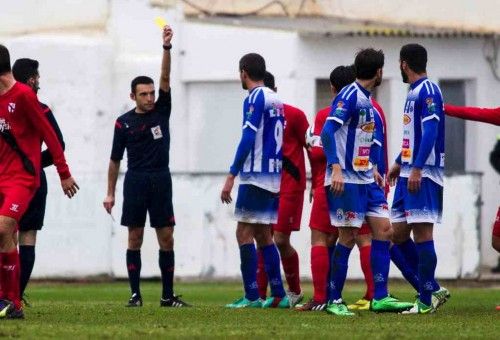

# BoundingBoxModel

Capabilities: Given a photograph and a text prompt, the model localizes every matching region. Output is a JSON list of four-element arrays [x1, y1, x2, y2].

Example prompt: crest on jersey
[[337, 101, 344, 108], [426, 97, 437, 113], [7, 102, 16, 113], [246, 105, 254, 119], [151, 125, 163, 139]]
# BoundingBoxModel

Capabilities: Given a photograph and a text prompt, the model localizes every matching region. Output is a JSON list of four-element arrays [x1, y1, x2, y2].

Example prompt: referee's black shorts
[[19, 170, 48, 231], [121, 170, 176, 228]]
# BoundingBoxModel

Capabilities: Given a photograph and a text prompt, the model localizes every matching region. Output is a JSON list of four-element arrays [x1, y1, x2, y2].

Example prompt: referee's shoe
[[160, 295, 191, 307]]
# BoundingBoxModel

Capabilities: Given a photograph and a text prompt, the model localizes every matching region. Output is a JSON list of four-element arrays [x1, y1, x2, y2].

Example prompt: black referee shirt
[[110, 89, 172, 172]]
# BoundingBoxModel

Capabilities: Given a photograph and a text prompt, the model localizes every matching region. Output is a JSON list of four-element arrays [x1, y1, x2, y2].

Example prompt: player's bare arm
[[159, 25, 173, 92], [221, 174, 235, 204], [388, 163, 401, 187], [373, 166, 384, 188], [103, 159, 120, 213], [330, 163, 344, 196]]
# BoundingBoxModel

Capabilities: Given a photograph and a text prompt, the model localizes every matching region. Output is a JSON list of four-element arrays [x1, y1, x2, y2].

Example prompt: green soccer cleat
[[225, 297, 263, 309], [432, 287, 450, 310], [370, 296, 414, 313], [402, 299, 434, 314], [262, 295, 291, 309], [326, 300, 355, 316], [0, 299, 13, 318]]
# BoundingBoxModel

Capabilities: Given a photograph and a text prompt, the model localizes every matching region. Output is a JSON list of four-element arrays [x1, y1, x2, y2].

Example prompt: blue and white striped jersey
[[323, 82, 376, 185], [400, 77, 445, 185], [230, 86, 285, 193]]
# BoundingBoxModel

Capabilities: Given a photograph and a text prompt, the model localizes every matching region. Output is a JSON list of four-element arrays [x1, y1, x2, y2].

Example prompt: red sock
[[311, 246, 329, 303], [282, 251, 301, 294], [256, 250, 268, 299], [0, 252, 4, 299], [1, 250, 21, 309], [359, 245, 374, 300]]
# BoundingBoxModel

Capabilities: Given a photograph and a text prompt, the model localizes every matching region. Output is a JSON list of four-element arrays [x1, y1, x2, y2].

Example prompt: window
[[439, 80, 466, 174]]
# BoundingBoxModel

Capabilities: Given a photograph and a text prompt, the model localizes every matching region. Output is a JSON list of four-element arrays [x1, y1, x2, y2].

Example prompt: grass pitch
[[1, 281, 499, 338]]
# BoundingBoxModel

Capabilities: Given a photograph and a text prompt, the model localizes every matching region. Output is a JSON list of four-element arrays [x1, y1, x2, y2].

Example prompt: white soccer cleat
[[286, 290, 304, 308]]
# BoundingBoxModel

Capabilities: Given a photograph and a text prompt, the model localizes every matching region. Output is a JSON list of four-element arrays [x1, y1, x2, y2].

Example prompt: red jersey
[[281, 104, 309, 193], [0, 82, 70, 187], [444, 104, 500, 126], [309, 107, 329, 190]]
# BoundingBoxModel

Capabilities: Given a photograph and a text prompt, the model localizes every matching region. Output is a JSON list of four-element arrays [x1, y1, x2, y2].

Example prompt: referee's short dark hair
[[13, 58, 39, 83], [131, 76, 154, 94], [400, 44, 427, 74], [0, 44, 11, 75], [329, 65, 356, 93], [239, 53, 266, 81], [354, 48, 385, 80]]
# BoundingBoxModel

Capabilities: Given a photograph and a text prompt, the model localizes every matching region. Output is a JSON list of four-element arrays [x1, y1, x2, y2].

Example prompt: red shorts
[[309, 187, 338, 235], [273, 192, 304, 234], [493, 207, 500, 238], [358, 222, 371, 235], [0, 177, 36, 224]]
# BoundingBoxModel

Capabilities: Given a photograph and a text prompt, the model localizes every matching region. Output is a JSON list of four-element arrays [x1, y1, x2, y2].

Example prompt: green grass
[[1, 281, 499, 339]]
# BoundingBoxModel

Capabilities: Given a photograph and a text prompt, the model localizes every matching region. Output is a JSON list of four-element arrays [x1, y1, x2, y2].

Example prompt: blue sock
[[371, 240, 391, 300], [239, 244, 259, 301], [416, 241, 438, 306], [390, 244, 420, 292], [328, 244, 352, 302], [261, 244, 286, 298], [327, 245, 336, 286], [399, 238, 419, 273]]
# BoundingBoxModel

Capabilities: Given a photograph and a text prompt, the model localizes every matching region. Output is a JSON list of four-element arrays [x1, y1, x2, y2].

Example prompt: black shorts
[[19, 170, 47, 231], [121, 170, 175, 228]]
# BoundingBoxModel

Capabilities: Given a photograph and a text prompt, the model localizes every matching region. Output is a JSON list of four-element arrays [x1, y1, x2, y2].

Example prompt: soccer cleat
[[347, 298, 371, 311], [286, 290, 304, 307], [295, 299, 327, 311], [370, 296, 414, 313], [431, 287, 450, 310], [0, 300, 13, 318], [262, 295, 291, 309], [225, 297, 263, 309], [125, 293, 143, 307], [402, 299, 433, 314], [160, 295, 191, 307], [326, 300, 355, 316]]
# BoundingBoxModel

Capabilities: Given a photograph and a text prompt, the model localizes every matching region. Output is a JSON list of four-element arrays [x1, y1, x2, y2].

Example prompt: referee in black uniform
[[12, 58, 65, 304], [103, 25, 189, 307]]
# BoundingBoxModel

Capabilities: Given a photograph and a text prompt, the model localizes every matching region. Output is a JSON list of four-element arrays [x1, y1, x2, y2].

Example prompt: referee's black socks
[[19, 245, 36, 297], [126, 249, 142, 297], [159, 250, 174, 299]]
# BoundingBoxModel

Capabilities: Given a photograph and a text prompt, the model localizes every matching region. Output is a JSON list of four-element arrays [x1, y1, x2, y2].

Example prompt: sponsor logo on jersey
[[7, 102, 16, 113], [426, 97, 437, 113], [10, 204, 19, 212], [358, 146, 370, 157], [0, 118, 11, 132], [360, 108, 367, 116], [360, 121, 375, 133], [403, 114, 411, 125], [151, 125, 163, 139]]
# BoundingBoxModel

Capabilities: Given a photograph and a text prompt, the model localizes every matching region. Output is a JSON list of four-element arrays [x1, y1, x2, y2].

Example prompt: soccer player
[[296, 66, 354, 311], [103, 26, 189, 308], [256, 71, 309, 306], [221, 53, 290, 309], [11, 58, 65, 303], [388, 44, 450, 314], [0, 44, 78, 319], [321, 49, 413, 316]]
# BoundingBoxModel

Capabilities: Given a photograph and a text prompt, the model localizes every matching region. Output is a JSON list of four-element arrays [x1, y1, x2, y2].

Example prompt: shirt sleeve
[[41, 106, 65, 168], [21, 91, 71, 180], [420, 83, 443, 123], [444, 104, 500, 126], [110, 119, 127, 162], [155, 89, 172, 119], [229, 91, 264, 176], [371, 111, 384, 172]]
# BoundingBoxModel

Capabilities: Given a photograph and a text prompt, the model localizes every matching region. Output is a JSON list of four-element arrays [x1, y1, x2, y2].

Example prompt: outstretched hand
[[163, 25, 173, 46]]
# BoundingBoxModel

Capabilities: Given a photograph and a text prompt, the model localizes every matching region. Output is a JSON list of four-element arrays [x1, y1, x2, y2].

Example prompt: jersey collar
[[354, 82, 371, 99], [410, 76, 428, 90]]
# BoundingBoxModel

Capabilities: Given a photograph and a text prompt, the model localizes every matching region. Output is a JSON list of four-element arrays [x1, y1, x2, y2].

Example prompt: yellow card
[[154, 17, 168, 29]]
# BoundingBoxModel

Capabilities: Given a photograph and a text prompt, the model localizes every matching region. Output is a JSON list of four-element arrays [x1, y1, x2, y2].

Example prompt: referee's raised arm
[[159, 25, 173, 92]]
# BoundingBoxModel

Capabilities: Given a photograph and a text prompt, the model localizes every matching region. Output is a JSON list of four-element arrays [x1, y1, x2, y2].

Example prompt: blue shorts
[[235, 184, 279, 225], [326, 182, 389, 228], [391, 177, 443, 224]]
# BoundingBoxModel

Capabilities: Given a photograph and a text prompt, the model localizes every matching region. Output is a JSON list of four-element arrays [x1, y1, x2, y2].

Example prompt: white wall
[[0, 0, 496, 278]]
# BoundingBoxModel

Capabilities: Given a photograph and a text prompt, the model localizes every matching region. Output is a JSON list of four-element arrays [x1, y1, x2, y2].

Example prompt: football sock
[[126, 249, 142, 297], [281, 250, 301, 294], [159, 250, 175, 299], [399, 238, 419, 273], [261, 244, 286, 298], [256, 250, 268, 299], [359, 245, 374, 300], [19, 245, 35, 297], [0, 250, 21, 309], [390, 244, 420, 292], [327, 244, 336, 285], [239, 244, 259, 301], [370, 240, 391, 300], [311, 245, 329, 303], [328, 244, 351, 302], [416, 240, 438, 306]]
